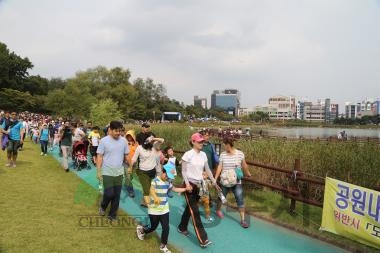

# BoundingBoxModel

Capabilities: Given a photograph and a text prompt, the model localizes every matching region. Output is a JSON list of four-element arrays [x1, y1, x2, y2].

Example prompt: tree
[[48, 77, 66, 91], [23, 75, 49, 95], [89, 99, 123, 127], [0, 41, 33, 90], [0, 88, 37, 111], [45, 82, 95, 119], [248, 111, 270, 123]]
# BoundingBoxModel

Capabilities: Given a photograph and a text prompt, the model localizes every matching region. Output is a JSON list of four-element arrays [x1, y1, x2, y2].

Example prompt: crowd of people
[[0, 110, 253, 252]]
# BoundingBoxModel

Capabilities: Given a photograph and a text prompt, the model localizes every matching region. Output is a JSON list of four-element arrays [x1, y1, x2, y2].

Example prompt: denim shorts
[[221, 183, 245, 208]]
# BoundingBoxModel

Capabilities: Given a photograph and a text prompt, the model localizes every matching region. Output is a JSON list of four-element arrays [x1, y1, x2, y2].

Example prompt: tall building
[[374, 100, 380, 115], [345, 102, 360, 119], [193, 96, 207, 109], [211, 89, 240, 116], [358, 98, 375, 118], [296, 98, 338, 122], [267, 95, 296, 120], [330, 103, 339, 121], [253, 104, 278, 119], [303, 101, 325, 121], [345, 98, 380, 119]]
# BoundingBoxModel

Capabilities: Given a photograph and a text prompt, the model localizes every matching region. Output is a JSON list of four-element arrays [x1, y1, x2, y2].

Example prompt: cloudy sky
[[1, 0, 379, 107]]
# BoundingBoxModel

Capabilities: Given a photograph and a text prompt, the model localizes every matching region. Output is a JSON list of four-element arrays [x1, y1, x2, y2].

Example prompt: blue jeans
[[221, 184, 245, 208]]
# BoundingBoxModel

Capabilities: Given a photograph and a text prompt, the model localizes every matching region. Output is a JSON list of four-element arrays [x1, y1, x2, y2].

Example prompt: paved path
[[51, 149, 346, 253]]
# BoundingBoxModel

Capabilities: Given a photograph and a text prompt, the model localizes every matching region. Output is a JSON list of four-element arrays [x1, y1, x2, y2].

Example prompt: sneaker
[[200, 240, 213, 248], [40, 152, 44, 156], [12, 164, 16, 168], [98, 207, 105, 216], [44, 154, 47, 156], [216, 210, 224, 219], [159, 244, 171, 253], [136, 225, 145, 240], [205, 217, 214, 223], [65, 168, 69, 172], [5, 163, 11, 167], [241, 220, 249, 228], [177, 227, 190, 237]]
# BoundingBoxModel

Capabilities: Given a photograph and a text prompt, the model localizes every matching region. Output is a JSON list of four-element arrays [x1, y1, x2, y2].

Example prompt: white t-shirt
[[132, 145, 160, 171], [72, 128, 84, 142], [182, 149, 208, 183]]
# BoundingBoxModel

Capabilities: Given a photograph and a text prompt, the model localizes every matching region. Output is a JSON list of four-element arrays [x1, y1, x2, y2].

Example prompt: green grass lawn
[[0, 140, 180, 253]]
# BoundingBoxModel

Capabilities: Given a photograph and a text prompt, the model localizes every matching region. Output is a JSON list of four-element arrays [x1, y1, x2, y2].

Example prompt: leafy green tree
[[48, 78, 66, 91], [45, 82, 95, 119], [249, 111, 270, 123], [89, 98, 123, 127], [0, 42, 33, 90], [23, 75, 49, 95], [0, 88, 37, 111]]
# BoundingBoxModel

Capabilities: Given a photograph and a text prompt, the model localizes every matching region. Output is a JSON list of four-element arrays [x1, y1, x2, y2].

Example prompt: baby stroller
[[72, 141, 90, 170]]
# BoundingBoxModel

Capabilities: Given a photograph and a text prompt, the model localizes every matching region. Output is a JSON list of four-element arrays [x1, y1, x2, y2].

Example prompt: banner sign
[[320, 177, 380, 249]]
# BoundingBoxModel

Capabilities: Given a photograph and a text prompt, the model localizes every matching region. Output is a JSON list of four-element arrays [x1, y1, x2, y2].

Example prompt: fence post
[[289, 158, 301, 213]]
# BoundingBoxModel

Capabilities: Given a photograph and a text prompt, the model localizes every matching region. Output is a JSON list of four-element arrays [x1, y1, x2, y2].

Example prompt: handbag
[[235, 167, 243, 180], [220, 169, 237, 187]]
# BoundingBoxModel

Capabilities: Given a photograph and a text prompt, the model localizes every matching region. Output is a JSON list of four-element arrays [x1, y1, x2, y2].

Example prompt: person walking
[[125, 130, 138, 198], [1, 112, 25, 168], [97, 121, 129, 222], [177, 133, 220, 248], [201, 129, 219, 172], [131, 135, 164, 207], [39, 123, 49, 156], [136, 164, 186, 253], [18, 117, 28, 151], [201, 129, 219, 206], [88, 126, 101, 165], [215, 137, 252, 228], [0, 111, 10, 151], [60, 121, 72, 172], [48, 122, 55, 151], [136, 122, 155, 145]]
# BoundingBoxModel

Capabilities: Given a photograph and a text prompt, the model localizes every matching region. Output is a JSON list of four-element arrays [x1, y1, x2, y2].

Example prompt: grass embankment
[[146, 124, 380, 253], [0, 140, 180, 253]]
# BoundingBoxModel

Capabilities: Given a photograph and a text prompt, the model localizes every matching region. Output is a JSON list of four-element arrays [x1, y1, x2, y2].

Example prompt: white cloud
[[0, 0, 379, 107]]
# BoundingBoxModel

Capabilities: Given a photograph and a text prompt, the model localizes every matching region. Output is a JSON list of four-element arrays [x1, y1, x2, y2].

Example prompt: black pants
[[83, 140, 89, 154], [101, 175, 123, 219], [144, 213, 170, 245], [40, 140, 48, 154], [178, 183, 208, 244]]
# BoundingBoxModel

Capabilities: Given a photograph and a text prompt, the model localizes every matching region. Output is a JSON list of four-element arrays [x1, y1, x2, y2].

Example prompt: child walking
[[163, 146, 180, 198], [125, 130, 138, 198], [88, 126, 100, 165], [200, 171, 214, 223], [136, 163, 186, 253]]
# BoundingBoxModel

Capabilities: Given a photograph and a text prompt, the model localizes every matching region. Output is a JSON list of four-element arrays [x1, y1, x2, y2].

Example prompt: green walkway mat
[[51, 148, 347, 253]]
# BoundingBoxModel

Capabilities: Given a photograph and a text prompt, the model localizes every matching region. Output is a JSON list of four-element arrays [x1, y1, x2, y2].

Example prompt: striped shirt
[[219, 150, 245, 185], [148, 176, 170, 215]]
